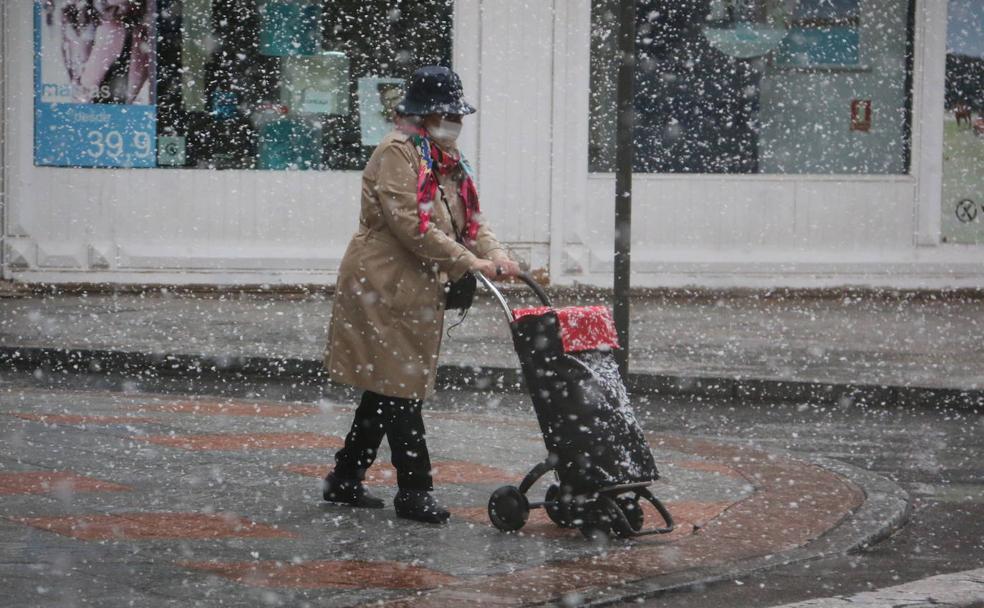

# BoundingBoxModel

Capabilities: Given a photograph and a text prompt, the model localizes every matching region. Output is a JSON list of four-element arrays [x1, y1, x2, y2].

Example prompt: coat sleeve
[[470, 221, 511, 263], [375, 143, 479, 280]]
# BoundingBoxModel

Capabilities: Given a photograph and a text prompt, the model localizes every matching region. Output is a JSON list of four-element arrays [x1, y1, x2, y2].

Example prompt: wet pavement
[[614, 392, 984, 608], [0, 373, 906, 607], [3, 286, 980, 605], [1, 288, 983, 398]]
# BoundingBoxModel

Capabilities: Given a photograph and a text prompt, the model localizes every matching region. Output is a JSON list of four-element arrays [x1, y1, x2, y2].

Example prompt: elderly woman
[[323, 66, 520, 523]]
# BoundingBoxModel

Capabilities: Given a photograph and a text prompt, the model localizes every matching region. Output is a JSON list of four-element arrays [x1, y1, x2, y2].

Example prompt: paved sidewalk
[[0, 383, 907, 607], [1, 289, 983, 403], [0, 286, 927, 605], [772, 567, 984, 608]]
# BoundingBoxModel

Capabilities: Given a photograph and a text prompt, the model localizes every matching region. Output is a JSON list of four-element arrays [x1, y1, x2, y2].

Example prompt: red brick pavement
[[286, 461, 518, 485], [182, 559, 456, 590], [128, 400, 319, 418], [452, 499, 731, 540], [370, 435, 864, 607], [9, 413, 160, 425], [134, 432, 343, 451], [668, 460, 744, 478], [2, 401, 866, 606], [11, 512, 295, 540], [0, 471, 130, 495]]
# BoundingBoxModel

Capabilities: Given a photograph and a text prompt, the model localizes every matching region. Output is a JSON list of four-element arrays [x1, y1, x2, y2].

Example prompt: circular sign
[[955, 199, 978, 223]]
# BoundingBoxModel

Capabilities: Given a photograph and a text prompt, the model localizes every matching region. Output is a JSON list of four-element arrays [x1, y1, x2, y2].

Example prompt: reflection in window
[[156, 0, 453, 170], [589, 0, 914, 175]]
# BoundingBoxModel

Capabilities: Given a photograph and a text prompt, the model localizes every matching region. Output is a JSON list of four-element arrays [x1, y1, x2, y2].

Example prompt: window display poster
[[281, 53, 350, 115], [775, 0, 860, 68], [34, 0, 157, 168], [358, 77, 404, 147], [259, 0, 321, 57], [775, 27, 860, 67], [792, 0, 860, 20]]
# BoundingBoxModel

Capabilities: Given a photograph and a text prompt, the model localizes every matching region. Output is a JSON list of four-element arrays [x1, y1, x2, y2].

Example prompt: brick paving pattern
[[0, 389, 871, 607], [286, 461, 519, 485], [183, 560, 457, 590], [12, 512, 295, 541], [8, 413, 161, 425], [0, 471, 131, 496], [129, 400, 320, 417], [134, 432, 344, 451]]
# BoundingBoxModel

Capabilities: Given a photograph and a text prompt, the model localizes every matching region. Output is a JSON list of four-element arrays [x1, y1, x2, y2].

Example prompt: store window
[[34, 0, 453, 170], [940, 0, 984, 244], [589, 0, 914, 174]]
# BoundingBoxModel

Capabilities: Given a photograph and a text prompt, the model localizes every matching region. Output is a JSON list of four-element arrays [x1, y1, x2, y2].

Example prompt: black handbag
[[444, 271, 477, 311], [437, 184, 477, 311]]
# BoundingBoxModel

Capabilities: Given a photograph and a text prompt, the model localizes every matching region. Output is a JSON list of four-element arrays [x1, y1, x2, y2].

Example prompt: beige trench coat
[[324, 130, 509, 400]]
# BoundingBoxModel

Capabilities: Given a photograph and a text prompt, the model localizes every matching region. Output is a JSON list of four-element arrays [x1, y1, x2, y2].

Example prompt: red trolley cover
[[512, 305, 620, 353]]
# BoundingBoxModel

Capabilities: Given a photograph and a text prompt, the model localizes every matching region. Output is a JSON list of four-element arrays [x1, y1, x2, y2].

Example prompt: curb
[[569, 447, 912, 607], [2, 345, 982, 409]]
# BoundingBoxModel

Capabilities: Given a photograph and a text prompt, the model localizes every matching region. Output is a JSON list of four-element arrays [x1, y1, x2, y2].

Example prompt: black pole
[[613, 0, 635, 378]]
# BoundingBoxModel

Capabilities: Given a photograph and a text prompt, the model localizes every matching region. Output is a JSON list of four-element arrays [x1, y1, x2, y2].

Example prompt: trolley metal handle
[[517, 272, 552, 307], [474, 271, 552, 324]]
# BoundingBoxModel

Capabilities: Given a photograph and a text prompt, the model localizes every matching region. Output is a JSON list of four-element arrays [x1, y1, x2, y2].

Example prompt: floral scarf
[[404, 127, 481, 244]]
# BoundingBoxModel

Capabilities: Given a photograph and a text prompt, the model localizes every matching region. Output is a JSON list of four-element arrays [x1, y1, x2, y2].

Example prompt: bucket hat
[[396, 66, 476, 116]]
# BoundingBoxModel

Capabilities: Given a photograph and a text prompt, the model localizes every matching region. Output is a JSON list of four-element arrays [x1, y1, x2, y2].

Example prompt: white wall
[[474, 0, 553, 270]]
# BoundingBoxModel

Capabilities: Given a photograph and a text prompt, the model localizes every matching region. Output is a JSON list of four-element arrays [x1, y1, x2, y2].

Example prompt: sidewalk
[[0, 288, 927, 606], [1, 288, 982, 405], [0, 382, 908, 607]]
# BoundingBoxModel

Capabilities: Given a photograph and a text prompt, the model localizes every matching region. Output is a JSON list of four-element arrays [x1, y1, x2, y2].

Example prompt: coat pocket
[[391, 263, 441, 314], [358, 233, 439, 314]]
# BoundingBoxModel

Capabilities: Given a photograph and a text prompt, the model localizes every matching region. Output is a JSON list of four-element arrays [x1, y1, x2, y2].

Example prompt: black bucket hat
[[396, 66, 476, 116]]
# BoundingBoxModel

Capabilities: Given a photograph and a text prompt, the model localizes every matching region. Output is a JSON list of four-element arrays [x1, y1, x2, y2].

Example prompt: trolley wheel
[[579, 496, 626, 541], [616, 494, 644, 533], [488, 485, 530, 532], [544, 484, 577, 528]]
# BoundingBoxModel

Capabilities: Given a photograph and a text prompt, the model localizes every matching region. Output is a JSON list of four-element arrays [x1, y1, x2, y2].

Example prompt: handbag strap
[[436, 181, 473, 327], [436, 182, 465, 245]]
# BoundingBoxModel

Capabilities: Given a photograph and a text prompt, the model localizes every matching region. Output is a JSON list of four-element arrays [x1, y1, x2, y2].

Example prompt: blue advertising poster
[[793, 0, 860, 19], [34, 0, 157, 168], [775, 0, 860, 68]]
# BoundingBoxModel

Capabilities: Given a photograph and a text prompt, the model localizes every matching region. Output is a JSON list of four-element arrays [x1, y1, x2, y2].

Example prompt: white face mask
[[428, 119, 462, 145]]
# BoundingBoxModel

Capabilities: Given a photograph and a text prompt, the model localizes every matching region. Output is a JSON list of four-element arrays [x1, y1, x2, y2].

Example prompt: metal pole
[[0, 1, 7, 278], [613, 0, 635, 378]]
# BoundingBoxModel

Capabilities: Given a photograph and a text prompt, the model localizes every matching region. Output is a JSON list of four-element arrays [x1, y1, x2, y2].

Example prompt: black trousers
[[332, 390, 433, 491]]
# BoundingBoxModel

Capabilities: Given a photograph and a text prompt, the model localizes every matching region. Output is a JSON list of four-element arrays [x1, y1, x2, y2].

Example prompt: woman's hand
[[471, 258, 521, 280], [494, 259, 522, 277]]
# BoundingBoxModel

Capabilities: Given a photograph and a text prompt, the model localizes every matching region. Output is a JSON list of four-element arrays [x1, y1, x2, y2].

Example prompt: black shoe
[[394, 490, 451, 524], [322, 472, 384, 509]]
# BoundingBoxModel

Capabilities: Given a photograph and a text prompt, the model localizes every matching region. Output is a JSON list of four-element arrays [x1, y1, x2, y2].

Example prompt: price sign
[[35, 104, 157, 168]]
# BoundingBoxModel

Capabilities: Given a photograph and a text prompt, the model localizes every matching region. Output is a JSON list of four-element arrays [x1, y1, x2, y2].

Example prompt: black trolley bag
[[477, 272, 674, 539]]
